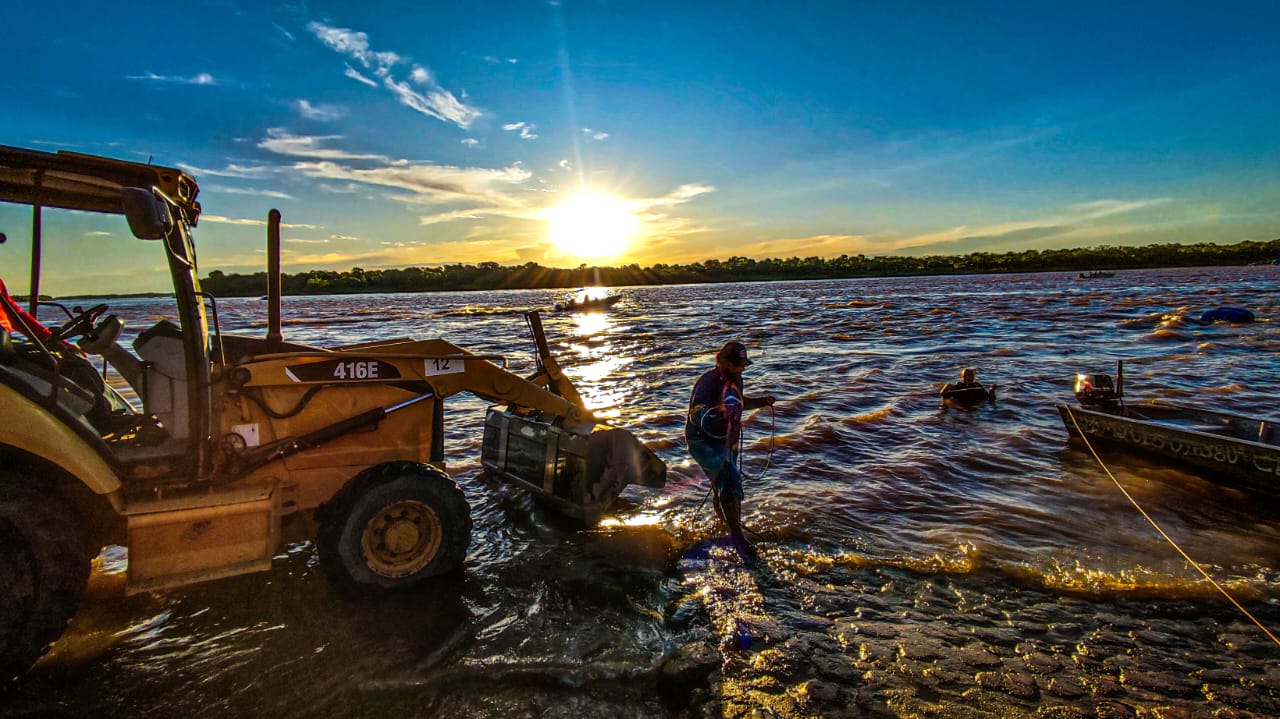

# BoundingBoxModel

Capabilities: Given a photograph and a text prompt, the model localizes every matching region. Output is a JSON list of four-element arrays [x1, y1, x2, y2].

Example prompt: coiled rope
[[1064, 406, 1280, 648]]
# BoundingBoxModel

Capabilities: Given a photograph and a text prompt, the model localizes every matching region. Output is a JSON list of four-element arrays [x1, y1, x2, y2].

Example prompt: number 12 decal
[[425, 357, 465, 376]]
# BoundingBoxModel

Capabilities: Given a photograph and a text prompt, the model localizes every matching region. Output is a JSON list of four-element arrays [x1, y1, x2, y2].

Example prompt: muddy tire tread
[[0, 482, 91, 684], [316, 461, 471, 591]]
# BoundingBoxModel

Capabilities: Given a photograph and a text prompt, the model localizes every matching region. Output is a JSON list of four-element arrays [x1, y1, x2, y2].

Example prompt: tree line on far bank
[[199, 237, 1280, 297]]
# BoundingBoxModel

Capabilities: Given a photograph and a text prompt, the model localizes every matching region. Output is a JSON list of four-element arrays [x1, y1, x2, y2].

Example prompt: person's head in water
[[716, 341, 752, 376], [961, 367, 977, 385]]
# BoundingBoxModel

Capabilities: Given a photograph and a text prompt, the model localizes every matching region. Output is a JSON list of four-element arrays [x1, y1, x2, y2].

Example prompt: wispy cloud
[[290, 160, 532, 206], [343, 65, 378, 88], [581, 128, 609, 141], [384, 72, 483, 128], [725, 234, 873, 261], [201, 214, 321, 229], [258, 128, 390, 161], [126, 71, 218, 86], [897, 197, 1176, 254], [178, 162, 277, 180], [294, 99, 347, 121], [205, 184, 294, 200], [256, 131, 529, 207], [481, 55, 518, 65], [635, 183, 715, 210], [317, 182, 366, 194], [461, 138, 481, 148], [416, 206, 540, 226], [308, 22, 401, 75], [619, 184, 718, 252], [85, 231, 112, 237], [762, 126, 1063, 204], [502, 122, 538, 140], [308, 21, 482, 129], [688, 195, 1196, 262]]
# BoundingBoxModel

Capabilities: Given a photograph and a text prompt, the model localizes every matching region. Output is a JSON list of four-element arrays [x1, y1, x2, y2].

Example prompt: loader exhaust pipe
[[266, 208, 282, 343]]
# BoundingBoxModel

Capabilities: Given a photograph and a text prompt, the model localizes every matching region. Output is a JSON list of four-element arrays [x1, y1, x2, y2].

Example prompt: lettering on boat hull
[[1063, 408, 1280, 488]]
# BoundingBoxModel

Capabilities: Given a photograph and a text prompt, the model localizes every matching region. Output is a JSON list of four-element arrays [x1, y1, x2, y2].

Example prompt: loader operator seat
[[133, 320, 191, 441]]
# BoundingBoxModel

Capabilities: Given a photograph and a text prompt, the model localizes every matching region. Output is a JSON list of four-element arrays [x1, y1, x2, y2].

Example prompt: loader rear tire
[[0, 484, 91, 684], [318, 462, 471, 591]]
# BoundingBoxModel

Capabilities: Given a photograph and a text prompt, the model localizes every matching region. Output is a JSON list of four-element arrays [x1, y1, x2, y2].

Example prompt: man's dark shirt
[[686, 367, 744, 447]]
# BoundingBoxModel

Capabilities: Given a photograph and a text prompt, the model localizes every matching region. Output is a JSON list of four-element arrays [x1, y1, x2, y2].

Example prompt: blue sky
[[2, 0, 1278, 294]]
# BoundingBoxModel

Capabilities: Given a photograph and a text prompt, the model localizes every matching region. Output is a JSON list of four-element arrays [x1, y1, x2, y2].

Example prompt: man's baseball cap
[[717, 340, 752, 366]]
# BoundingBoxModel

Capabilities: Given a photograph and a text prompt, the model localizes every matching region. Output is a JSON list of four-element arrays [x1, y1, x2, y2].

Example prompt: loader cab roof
[[0, 144, 201, 224]]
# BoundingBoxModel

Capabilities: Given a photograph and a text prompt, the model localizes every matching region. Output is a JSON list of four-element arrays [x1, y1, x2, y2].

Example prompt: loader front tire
[[318, 462, 471, 590], [0, 484, 91, 684]]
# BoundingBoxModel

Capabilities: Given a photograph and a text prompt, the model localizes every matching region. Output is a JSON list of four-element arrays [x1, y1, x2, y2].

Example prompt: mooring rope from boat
[[1064, 406, 1280, 649]]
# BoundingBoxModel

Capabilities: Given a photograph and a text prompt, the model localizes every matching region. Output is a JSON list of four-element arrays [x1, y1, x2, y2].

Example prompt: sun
[[545, 192, 639, 259]]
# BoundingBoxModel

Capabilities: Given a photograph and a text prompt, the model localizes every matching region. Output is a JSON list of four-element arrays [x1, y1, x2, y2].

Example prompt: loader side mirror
[[122, 187, 174, 240]]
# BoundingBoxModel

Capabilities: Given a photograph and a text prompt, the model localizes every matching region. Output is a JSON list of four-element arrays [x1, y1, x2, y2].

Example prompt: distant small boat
[[1077, 271, 1116, 279], [553, 289, 622, 313], [1058, 362, 1280, 495]]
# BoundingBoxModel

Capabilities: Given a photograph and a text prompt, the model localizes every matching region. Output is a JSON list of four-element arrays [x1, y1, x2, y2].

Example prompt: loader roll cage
[[0, 144, 214, 479]]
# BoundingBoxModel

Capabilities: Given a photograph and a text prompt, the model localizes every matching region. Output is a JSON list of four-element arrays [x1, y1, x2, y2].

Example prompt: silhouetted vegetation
[[200, 238, 1280, 297]]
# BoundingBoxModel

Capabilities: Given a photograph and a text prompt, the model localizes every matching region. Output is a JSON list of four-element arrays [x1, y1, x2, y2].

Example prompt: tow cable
[[1064, 406, 1280, 649]]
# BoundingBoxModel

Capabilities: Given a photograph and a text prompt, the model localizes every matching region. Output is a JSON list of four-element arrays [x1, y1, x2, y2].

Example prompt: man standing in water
[[686, 341, 775, 554], [940, 367, 997, 407]]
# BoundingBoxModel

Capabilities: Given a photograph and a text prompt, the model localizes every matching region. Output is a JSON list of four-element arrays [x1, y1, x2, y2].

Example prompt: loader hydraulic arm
[[522, 311, 585, 408], [323, 311, 598, 430], [421, 341, 597, 431]]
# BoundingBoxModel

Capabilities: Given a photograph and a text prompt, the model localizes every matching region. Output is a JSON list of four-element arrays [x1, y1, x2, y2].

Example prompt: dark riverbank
[[20, 239, 1279, 302], [193, 238, 1280, 298]]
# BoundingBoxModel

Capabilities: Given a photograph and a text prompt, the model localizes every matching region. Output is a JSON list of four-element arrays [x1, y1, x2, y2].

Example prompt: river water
[[6, 266, 1280, 718]]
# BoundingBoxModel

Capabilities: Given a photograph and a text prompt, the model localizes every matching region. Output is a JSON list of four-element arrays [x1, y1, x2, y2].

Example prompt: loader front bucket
[[481, 408, 667, 524]]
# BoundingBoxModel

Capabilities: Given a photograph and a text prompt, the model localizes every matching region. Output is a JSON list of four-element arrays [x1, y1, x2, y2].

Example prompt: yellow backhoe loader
[[0, 145, 666, 683]]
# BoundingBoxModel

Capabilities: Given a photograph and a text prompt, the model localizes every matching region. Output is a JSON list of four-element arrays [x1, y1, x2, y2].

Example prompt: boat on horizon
[[552, 288, 623, 313], [1077, 270, 1117, 279]]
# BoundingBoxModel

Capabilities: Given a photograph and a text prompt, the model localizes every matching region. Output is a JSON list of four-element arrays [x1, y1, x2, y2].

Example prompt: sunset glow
[[545, 193, 639, 260]]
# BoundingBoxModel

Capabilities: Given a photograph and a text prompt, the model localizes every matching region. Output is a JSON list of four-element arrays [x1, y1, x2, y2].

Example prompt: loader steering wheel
[[49, 304, 109, 342]]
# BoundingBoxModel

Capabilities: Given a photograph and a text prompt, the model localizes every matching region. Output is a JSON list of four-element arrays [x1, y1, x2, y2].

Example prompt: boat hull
[[1058, 401, 1280, 495]]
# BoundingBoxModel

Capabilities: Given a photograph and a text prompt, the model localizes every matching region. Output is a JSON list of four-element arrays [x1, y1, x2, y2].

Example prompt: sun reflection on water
[[598, 511, 665, 528], [565, 310, 632, 415], [571, 310, 611, 336]]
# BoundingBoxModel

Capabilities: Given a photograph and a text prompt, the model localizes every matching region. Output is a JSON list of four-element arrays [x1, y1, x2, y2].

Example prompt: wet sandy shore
[[665, 543, 1280, 718]]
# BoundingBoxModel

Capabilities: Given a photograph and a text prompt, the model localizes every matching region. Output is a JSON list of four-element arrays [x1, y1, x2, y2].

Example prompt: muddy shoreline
[[664, 545, 1280, 718]]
